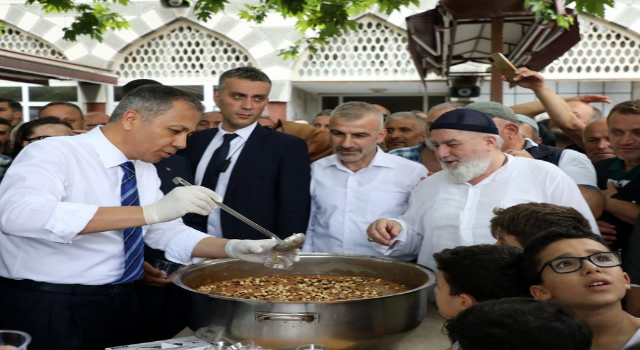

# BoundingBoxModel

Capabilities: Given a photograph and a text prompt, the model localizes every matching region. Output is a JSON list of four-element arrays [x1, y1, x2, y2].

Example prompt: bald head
[[372, 104, 390, 116]]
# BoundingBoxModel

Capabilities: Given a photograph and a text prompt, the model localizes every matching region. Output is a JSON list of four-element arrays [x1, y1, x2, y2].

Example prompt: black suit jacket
[[178, 124, 311, 240]]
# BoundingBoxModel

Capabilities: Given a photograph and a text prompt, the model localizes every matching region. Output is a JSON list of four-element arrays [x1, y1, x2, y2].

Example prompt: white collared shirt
[[194, 122, 257, 237], [376, 155, 599, 272], [302, 148, 426, 260], [0, 127, 209, 284]]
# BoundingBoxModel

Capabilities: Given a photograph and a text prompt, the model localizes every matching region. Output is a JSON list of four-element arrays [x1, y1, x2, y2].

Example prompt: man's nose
[[241, 98, 253, 110], [342, 135, 355, 147], [173, 133, 188, 149], [435, 146, 449, 159], [597, 139, 610, 149]]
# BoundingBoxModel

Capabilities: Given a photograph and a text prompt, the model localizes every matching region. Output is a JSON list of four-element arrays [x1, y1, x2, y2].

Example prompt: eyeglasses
[[536, 251, 622, 282], [24, 135, 53, 142]]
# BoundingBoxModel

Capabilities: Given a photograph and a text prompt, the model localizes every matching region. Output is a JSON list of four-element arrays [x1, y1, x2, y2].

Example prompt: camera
[[449, 76, 481, 98]]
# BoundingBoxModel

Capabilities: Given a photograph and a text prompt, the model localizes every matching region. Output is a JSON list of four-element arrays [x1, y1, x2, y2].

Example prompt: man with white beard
[[366, 109, 598, 272]]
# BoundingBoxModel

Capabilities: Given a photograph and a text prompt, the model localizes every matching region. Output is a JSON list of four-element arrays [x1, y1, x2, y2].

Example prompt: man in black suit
[[179, 67, 311, 240]]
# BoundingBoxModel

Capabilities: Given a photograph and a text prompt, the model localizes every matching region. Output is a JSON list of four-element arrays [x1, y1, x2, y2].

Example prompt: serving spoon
[[172, 177, 305, 252]]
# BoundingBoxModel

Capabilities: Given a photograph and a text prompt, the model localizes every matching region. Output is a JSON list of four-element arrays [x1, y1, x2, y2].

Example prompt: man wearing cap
[[465, 100, 603, 218], [366, 108, 597, 272], [517, 114, 542, 144]]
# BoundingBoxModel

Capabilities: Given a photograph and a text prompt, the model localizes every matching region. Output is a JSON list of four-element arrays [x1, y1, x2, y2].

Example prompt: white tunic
[[378, 154, 599, 272]]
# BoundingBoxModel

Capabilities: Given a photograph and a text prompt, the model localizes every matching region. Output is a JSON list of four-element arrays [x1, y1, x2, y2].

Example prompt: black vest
[[525, 143, 565, 166]]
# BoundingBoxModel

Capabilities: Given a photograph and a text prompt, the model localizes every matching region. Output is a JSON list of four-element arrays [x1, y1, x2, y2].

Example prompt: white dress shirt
[[194, 122, 256, 238], [0, 127, 209, 284], [524, 138, 597, 187], [302, 148, 426, 260], [375, 154, 599, 272]]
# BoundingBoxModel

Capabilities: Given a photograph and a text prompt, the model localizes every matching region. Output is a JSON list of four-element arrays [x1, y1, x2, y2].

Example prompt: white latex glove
[[225, 239, 281, 263], [141, 186, 222, 224]]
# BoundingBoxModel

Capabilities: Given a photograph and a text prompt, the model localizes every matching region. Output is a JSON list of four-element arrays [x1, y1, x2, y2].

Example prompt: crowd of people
[[0, 65, 638, 350]]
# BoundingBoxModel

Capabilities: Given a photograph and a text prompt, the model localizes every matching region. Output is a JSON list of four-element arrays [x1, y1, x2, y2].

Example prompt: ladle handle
[[171, 177, 285, 244]]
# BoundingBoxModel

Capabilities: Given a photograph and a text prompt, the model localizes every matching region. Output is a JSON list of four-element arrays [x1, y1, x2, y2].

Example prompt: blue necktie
[[115, 161, 144, 283]]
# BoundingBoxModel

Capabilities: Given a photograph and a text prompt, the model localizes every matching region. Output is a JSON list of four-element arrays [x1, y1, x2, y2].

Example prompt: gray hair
[[111, 85, 204, 123], [312, 109, 333, 124], [331, 101, 384, 132], [385, 111, 427, 132]]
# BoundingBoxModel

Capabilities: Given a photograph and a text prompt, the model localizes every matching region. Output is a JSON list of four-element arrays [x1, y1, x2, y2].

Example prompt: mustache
[[336, 146, 362, 152]]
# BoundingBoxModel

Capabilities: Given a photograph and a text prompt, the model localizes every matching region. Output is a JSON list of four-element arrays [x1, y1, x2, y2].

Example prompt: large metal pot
[[173, 253, 435, 350]]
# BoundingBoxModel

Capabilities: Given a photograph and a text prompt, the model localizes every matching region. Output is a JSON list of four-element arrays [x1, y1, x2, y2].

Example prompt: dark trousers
[[0, 281, 141, 350], [134, 246, 191, 343]]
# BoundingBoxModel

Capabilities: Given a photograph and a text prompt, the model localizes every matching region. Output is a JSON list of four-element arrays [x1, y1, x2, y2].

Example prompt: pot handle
[[255, 312, 319, 323]]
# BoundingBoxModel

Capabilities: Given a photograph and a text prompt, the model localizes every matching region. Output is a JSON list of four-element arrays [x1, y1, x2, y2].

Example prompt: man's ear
[[377, 128, 388, 144], [624, 272, 632, 291], [459, 293, 477, 309], [484, 134, 498, 147], [505, 122, 519, 138], [120, 110, 140, 131], [530, 285, 553, 301]]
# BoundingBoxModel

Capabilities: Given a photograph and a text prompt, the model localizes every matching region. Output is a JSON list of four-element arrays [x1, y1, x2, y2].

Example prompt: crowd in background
[[0, 65, 638, 350]]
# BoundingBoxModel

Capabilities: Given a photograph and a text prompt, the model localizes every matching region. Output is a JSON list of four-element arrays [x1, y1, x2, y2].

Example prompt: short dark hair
[[13, 116, 73, 158], [522, 227, 607, 286], [445, 297, 592, 350], [111, 85, 204, 123], [608, 99, 640, 119], [0, 98, 22, 113], [433, 244, 530, 302], [0, 118, 11, 128], [39, 102, 84, 119], [121, 79, 162, 95], [218, 66, 271, 93], [490, 203, 591, 247]]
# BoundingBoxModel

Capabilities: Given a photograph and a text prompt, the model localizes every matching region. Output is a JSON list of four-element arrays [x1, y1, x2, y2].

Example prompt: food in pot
[[196, 274, 409, 301]]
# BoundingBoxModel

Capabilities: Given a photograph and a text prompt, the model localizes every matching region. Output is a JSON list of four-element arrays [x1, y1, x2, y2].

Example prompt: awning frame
[[0, 48, 117, 85]]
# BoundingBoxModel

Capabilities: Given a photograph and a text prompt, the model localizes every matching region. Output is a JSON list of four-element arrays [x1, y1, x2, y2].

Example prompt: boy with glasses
[[523, 227, 640, 350]]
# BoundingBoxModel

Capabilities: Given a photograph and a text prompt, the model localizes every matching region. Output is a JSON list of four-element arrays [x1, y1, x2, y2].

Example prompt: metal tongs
[[172, 177, 305, 252]]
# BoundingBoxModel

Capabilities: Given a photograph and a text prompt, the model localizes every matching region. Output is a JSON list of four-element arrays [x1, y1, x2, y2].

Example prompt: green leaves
[[525, 0, 611, 29], [26, 0, 131, 42], [17, 0, 613, 56], [568, 0, 614, 18]]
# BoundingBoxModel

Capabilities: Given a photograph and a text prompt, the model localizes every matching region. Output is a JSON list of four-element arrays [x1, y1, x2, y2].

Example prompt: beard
[[440, 154, 492, 183]]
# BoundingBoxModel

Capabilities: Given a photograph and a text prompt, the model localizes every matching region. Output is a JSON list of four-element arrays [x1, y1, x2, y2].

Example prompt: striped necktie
[[115, 161, 144, 283]]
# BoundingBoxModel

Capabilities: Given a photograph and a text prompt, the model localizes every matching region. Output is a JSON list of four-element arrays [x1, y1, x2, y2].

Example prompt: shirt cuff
[[44, 202, 99, 243], [164, 229, 210, 265], [371, 218, 407, 256]]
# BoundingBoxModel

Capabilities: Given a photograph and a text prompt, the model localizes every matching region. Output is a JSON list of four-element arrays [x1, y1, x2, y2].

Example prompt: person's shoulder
[[593, 157, 620, 171], [508, 155, 568, 177], [561, 148, 591, 161], [381, 151, 425, 170], [388, 145, 419, 156], [261, 126, 308, 146], [188, 128, 217, 142]]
